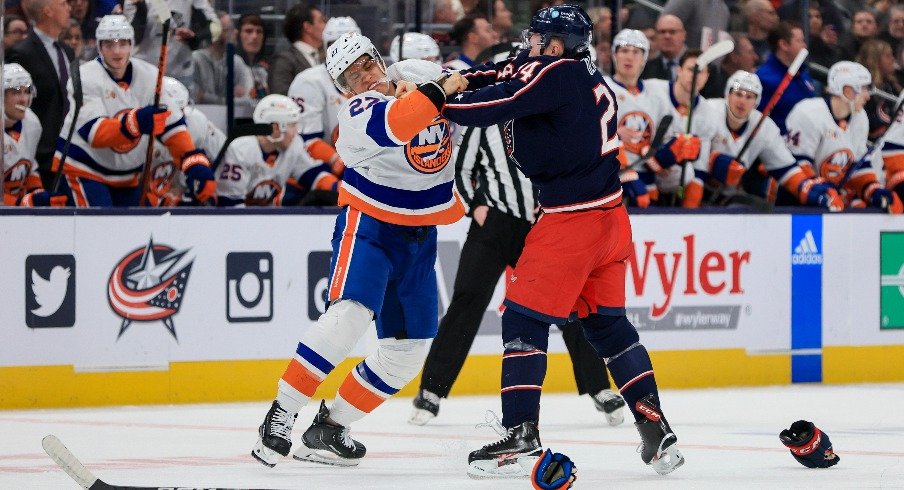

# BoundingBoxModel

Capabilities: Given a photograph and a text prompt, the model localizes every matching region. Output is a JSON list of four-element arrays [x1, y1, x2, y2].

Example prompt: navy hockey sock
[[500, 309, 550, 428]]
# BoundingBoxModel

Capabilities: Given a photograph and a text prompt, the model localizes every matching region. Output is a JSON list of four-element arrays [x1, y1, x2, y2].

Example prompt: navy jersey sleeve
[[442, 57, 569, 128], [455, 57, 514, 90]]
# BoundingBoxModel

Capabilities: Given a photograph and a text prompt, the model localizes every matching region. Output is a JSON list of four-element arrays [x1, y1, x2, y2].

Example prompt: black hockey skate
[[251, 400, 297, 467], [592, 389, 626, 426], [294, 400, 366, 467], [408, 389, 440, 425], [467, 420, 543, 479], [635, 394, 685, 475]]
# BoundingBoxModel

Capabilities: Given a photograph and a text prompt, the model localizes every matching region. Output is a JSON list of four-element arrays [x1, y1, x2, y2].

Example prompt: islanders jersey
[[288, 65, 347, 148], [216, 134, 331, 206], [604, 77, 672, 168], [870, 109, 904, 191], [56, 58, 191, 186], [785, 97, 872, 190], [149, 108, 226, 205], [706, 99, 798, 173], [3, 108, 42, 204], [334, 84, 463, 225]]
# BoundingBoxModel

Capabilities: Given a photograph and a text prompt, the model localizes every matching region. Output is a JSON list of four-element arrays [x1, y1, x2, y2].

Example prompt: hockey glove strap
[[531, 449, 576, 490], [182, 149, 217, 205], [864, 182, 904, 214], [779, 420, 840, 468], [121, 105, 171, 139], [619, 169, 650, 208], [418, 79, 447, 111], [18, 189, 68, 207], [709, 152, 746, 187], [798, 178, 843, 211]]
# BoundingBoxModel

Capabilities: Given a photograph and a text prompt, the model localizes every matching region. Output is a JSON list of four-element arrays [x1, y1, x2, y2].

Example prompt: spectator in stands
[[858, 39, 901, 139], [237, 13, 269, 100], [125, 0, 219, 95], [3, 15, 28, 49], [432, 0, 465, 25], [588, 6, 613, 42], [662, 0, 729, 49], [60, 18, 84, 60], [701, 32, 759, 98], [67, 0, 96, 43], [267, 3, 324, 95], [842, 10, 879, 59], [745, 0, 779, 61], [595, 37, 612, 75], [808, 1, 845, 73], [641, 14, 686, 81], [490, 0, 513, 42], [756, 22, 815, 134], [192, 11, 253, 107], [445, 15, 498, 69], [880, 5, 904, 61]]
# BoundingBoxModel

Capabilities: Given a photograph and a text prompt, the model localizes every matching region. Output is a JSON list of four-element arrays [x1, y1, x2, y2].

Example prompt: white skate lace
[[269, 408, 293, 440], [338, 427, 356, 450]]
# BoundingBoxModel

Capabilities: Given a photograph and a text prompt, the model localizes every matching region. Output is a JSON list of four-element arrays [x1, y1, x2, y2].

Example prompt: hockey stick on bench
[[138, 0, 172, 207], [628, 114, 673, 168], [51, 57, 84, 194], [42, 434, 276, 490]]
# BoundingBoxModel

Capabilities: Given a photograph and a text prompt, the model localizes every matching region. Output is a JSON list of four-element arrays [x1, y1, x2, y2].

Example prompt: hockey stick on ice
[[628, 114, 673, 168], [42, 434, 276, 490], [137, 0, 172, 207], [676, 40, 734, 202], [51, 57, 84, 194]]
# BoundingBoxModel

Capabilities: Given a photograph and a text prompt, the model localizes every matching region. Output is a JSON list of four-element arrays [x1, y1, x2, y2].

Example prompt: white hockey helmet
[[3, 62, 36, 106], [390, 32, 441, 63], [827, 61, 871, 98], [323, 16, 361, 46], [161, 77, 190, 113], [612, 28, 649, 64], [96, 14, 134, 44], [254, 94, 300, 141], [326, 32, 386, 94], [724, 70, 762, 106]]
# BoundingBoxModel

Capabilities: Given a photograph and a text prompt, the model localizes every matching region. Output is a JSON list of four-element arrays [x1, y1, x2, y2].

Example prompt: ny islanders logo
[[618, 111, 654, 155], [108, 238, 194, 340], [405, 118, 453, 174], [4, 159, 33, 197], [819, 149, 854, 185]]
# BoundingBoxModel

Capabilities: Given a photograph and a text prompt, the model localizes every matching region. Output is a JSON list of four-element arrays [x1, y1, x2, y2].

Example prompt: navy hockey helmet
[[525, 4, 592, 57]]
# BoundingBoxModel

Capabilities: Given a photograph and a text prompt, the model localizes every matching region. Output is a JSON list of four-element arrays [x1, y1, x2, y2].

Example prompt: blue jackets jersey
[[443, 52, 622, 211], [756, 53, 816, 134]]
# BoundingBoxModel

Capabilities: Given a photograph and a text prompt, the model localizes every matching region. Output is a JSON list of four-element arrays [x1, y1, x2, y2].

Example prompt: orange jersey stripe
[[90, 118, 134, 149], [61, 162, 141, 187], [306, 139, 338, 163], [329, 208, 361, 301], [337, 188, 465, 226], [386, 91, 441, 143], [281, 359, 323, 398], [66, 175, 89, 207], [337, 372, 385, 413], [164, 131, 194, 166]]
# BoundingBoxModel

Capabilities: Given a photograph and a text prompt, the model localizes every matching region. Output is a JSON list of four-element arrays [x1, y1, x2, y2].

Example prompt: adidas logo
[[792, 230, 823, 265]]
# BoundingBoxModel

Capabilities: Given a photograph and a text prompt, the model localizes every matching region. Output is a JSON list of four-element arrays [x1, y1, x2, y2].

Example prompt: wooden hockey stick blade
[[43, 434, 281, 490], [146, 0, 172, 23], [696, 39, 734, 68]]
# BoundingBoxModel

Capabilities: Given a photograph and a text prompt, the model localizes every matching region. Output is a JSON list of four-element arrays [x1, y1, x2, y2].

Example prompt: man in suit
[[267, 3, 325, 95], [641, 14, 686, 82], [7, 0, 73, 188]]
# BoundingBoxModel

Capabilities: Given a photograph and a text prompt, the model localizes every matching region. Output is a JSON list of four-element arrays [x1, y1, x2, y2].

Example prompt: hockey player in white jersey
[[287, 16, 361, 177], [389, 32, 442, 64], [785, 61, 902, 212], [606, 29, 671, 207], [251, 32, 467, 468], [684, 71, 843, 210], [55, 15, 217, 207], [3, 63, 66, 207], [216, 94, 336, 206]]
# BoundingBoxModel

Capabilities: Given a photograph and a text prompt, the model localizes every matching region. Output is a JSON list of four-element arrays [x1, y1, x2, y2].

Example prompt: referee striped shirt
[[453, 123, 537, 222]]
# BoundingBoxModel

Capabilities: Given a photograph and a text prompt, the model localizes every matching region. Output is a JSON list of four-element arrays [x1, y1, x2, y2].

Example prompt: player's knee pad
[[581, 314, 639, 359], [501, 309, 550, 353], [300, 299, 373, 367], [369, 338, 428, 388]]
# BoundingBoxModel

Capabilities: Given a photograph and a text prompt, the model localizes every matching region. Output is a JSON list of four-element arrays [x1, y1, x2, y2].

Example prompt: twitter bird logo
[[26, 255, 76, 328], [31, 266, 70, 317]]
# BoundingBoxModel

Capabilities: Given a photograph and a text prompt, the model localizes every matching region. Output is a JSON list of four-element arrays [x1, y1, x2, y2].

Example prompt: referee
[[410, 44, 626, 427]]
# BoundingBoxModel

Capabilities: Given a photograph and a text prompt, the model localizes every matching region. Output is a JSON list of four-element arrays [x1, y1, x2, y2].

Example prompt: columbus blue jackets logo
[[405, 118, 453, 174], [107, 238, 194, 340]]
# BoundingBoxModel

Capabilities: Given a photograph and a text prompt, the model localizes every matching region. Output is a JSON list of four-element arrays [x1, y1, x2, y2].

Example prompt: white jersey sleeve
[[386, 59, 444, 84]]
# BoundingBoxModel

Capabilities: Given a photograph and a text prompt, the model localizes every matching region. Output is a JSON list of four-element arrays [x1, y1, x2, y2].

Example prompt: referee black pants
[[420, 207, 612, 398]]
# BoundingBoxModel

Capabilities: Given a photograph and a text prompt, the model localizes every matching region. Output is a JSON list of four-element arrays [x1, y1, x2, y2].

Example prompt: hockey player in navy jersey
[[443, 4, 684, 478]]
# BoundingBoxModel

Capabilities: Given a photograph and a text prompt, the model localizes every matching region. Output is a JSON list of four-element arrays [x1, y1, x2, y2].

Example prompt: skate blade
[[650, 445, 684, 475], [466, 454, 540, 479], [408, 408, 436, 426], [604, 409, 625, 427], [251, 440, 282, 468], [293, 448, 360, 467]]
